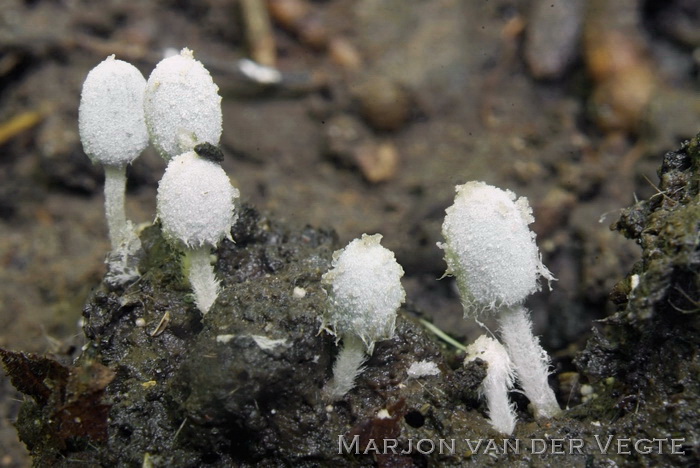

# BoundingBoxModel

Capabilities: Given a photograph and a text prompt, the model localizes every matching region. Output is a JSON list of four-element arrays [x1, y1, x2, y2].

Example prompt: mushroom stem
[[465, 335, 517, 435], [103, 165, 141, 285], [103, 165, 130, 251], [497, 305, 561, 419], [186, 246, 220, 314], [323, 335, 366, 401]]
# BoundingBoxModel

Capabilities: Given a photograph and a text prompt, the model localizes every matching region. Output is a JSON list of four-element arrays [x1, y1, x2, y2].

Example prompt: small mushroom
[[156, 151, 239, 314]]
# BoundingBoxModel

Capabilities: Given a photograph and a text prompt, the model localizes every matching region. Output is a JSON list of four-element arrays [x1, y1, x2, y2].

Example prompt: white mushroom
[[156, 151, 239, 314], [78, 55, 148, 285]]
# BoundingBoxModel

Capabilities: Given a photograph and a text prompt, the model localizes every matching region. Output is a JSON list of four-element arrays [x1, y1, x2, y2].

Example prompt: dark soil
[[5, 138, 700, 466]]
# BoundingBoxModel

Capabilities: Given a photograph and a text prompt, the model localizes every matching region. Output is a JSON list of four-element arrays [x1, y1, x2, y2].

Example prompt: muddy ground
[[0, 0, 699, 466]]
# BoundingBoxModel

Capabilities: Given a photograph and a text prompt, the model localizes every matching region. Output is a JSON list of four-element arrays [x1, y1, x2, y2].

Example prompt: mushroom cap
[[145, 48, 222, 159], [438, 181, 554, 315], [78, 55, 148, 167], [322, 234, 405, 351], [157, 151, 239, 248]]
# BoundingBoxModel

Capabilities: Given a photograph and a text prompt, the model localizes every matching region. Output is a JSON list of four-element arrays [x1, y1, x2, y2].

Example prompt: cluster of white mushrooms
[[79, 49, 237, 313], [79, 49, 560, 433]]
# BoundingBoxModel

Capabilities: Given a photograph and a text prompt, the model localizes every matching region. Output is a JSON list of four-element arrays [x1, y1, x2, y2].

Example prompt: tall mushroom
[[439, 181, 561, 419], [79, 55, 148, 285]]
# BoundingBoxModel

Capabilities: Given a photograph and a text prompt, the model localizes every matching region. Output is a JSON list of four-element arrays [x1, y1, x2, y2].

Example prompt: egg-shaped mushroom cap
[[157, 151, 239, 249], [321, 234, 405, 351], [145, 48, 222, 159], [79, 55, 148, 167], [438, 181, 554, 315]]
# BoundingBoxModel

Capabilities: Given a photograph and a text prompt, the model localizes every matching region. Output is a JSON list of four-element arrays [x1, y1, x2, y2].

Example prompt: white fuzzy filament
[[186, 246, 220, 314], [498, 305, 561, 419], [323, 335, 367, 401], [466, 335, 517, 435]]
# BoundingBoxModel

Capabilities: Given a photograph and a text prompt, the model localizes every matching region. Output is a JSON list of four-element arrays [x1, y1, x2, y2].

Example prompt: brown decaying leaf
[[0, 348, 115, 443], [0, 348, 69, 405]]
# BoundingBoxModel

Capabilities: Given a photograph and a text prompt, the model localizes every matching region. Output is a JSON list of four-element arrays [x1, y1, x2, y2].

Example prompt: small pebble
[[354, 140, 399, 183], [355, 78, 412, 132], [268, 0, 327, 49], [268, 0, 309, 30], [297, 13, 328, 49], [328, 36, 362, 71]]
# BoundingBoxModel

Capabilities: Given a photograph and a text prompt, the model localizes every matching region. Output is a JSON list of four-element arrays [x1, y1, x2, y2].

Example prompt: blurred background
[[0, 0, 699, 465]]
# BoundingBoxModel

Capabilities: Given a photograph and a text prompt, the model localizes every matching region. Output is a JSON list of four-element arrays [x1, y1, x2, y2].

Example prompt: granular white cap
[[79, 55, 148, 167], [322, 234, 405, 351], [157, 151, 239, 248], [439, 181, 553, 315], [145, 48, 222, 159]]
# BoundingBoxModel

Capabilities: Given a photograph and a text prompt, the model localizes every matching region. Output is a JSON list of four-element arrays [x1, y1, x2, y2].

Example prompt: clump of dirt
[[3, 134, 700, 465], [574, 133, 700, 462]]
